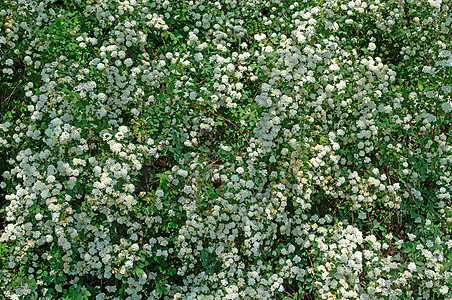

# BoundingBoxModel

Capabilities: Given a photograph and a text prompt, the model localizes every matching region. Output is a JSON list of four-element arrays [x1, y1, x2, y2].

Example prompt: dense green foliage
[[0, 0, 451, 299]]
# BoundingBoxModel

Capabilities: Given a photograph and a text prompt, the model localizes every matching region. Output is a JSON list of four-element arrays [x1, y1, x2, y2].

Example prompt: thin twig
[[3, 80, 22, 105]]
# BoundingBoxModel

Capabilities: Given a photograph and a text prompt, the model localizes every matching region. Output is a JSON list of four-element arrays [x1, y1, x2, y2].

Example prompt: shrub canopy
[[0, 0, 451, 299]]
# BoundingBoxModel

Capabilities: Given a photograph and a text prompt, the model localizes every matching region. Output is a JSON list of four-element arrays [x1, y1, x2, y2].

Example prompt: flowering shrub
[[0, 0, 451, 299]]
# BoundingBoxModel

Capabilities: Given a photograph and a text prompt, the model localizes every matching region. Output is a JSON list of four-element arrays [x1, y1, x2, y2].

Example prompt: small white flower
[[254, 33, 266, 41], [358, 211, 367, 220], [118, 50, 126, 59], [155, 189, 164, 198], [336, 80, 346, 90], [442, 101, 452, 113], [115, 132, 124, 141], [124, 58, 133, 67], [367, 42, 376, 51], [439, 285, 449, 294], [236, 167, 245, 174], [35, 213, 43, 221], [329, 63, 340, 72], [47, 175, 56, 183], [177, 169, 188, 177], [119, 266, 126, 275], [97, 63, 105, 70], [194, 53, 203, 62], [422, 65, 432, 73], [409, 92, 417, 100], [102, 132, 112, 141], [332, 142, 340, 151], [97, 93, 107, 101]]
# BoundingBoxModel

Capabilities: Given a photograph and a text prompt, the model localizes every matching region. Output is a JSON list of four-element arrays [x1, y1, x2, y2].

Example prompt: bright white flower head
[[155, 190, 164, 198], [442, 101, 452, 113], [124, 58, 133, 67], [367, 42, 376, 51], [194, 53, 203, 62]]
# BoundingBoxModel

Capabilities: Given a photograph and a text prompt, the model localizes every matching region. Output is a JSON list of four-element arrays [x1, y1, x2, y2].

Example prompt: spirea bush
[[0, 0, 451, 299]]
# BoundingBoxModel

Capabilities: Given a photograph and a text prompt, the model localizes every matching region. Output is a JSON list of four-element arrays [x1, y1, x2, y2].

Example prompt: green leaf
[[199, 147, 210, 153], [418, 84, 424, 91], [373, 220, 381, 229], [46, 289, 55, 296], [57, 274, 67, 283], [56, 284, 63, 293]]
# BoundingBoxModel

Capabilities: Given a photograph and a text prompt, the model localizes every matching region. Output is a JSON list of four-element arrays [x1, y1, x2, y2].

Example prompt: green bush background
[[0, 0, 451, 299]]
